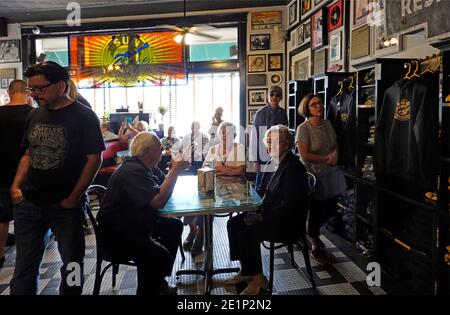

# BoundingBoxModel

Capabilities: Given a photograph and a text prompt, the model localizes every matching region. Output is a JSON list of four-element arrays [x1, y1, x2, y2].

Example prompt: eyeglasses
[[308, 102, 323, 108], [270, 92, 281, 97], [25, 82, 54, 94]]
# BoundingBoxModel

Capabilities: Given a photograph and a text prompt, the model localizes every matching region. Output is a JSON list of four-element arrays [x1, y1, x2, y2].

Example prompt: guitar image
[[111, 42, 150, 67]]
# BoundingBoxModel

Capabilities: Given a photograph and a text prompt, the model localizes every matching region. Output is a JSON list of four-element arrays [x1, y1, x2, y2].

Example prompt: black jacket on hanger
[[374, 78, 439, 192], [327, 90, 357, 171]]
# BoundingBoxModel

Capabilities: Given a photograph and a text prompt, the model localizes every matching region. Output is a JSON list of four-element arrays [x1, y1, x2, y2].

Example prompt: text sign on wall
[[385, 0, 450, 40]]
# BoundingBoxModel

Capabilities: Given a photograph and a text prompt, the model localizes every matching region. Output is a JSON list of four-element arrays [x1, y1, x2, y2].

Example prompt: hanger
[[410, 60, 420, 78], [337, 81, 344, 96], [349, 75, 355, 89], [403, 62, 412, 80], [419, 57, 433, 76]]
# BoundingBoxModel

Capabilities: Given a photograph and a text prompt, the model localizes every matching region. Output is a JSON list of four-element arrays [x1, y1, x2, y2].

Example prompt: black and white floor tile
[[0, 217, 387, 295]]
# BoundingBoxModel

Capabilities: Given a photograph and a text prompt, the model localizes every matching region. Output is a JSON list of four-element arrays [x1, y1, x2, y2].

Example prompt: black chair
[[86, 185, 137, 295], [261, 172, 317, 294], [86, 184, 186, 295]]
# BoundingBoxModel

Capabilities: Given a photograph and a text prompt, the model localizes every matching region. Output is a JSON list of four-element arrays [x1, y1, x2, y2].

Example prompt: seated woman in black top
[[227, 125, 308, 295], [97, 132, 189, 295]]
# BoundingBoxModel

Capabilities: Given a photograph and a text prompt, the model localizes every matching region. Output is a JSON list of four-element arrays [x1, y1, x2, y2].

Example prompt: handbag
[[313, 166, 347, 201]]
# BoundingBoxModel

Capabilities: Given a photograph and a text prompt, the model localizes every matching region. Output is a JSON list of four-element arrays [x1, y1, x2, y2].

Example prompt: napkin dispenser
[[198, 167, 215, 193]]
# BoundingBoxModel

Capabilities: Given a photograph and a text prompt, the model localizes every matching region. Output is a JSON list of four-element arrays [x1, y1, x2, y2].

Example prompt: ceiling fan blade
[[189, 30, 220, 40]]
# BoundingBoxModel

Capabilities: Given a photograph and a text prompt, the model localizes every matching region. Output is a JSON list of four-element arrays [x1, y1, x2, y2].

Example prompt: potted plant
[[157, 105, 168, 131]]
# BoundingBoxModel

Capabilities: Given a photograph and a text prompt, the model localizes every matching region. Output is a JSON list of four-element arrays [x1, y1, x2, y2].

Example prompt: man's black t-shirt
[[0, 104, 33, 187], [21, 101, 105, 206]]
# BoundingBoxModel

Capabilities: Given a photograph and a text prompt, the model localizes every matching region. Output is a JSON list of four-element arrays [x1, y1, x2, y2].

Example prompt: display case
[[287, 79, 312, 133]]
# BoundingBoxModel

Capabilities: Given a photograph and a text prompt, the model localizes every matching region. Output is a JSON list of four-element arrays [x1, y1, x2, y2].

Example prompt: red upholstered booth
[[93, 140, 129, 186]]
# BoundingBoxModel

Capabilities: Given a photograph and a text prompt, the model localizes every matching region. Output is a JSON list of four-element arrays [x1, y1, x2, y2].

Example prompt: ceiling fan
[[156, 0, 221, 44]]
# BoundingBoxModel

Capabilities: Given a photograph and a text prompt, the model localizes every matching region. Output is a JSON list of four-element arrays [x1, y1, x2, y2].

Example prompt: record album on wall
[[328, 0, 343, 32]]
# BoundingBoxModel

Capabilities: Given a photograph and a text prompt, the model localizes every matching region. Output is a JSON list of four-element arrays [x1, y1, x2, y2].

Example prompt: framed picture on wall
[[311, 9, 327, 50], [304, 19, 312, 44], [0, 40, 21, 63], [301, 0, 312, 18], [313, 48, 327, 75], [1, 78, 8, 89], [250, 34, 270, 51], [328, 0, 343, 32], [251, 11, 282, 30], [297, 24, 305, 46], [353, 0, 370, 27], [294, 56, 310, 80], [270, 73, 282, 85], [248, 109, 259, 125], [290, 28, 297, 49], [351, 24, 370, 59], [268, 53, 283, 71], [288, 0, 299, 28], [248, 88, 268, 106], [248, 54, 266, 73], [372, 0, 400, 57], [247, 74, 267, 86], [329, 31, 342, 62]]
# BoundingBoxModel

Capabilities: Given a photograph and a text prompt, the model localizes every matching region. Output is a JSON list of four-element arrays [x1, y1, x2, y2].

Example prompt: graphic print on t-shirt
[[28, 123, 67, 170]]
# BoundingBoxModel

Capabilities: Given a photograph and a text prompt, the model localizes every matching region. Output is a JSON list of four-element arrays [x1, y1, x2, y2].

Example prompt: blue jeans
[[11, 198, 85, 295]]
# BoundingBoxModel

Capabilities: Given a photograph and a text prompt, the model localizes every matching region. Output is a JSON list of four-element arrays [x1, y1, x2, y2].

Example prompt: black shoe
[[160, 280, 177, 295], [6, 233, 14, 247]]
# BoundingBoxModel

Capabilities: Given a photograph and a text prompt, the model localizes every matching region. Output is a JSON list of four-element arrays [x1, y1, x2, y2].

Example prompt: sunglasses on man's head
[[270, 92, 281, 97]]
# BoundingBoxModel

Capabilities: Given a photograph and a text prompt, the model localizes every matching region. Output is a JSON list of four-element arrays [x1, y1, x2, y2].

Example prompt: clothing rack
[[403, 54, 442, 78]]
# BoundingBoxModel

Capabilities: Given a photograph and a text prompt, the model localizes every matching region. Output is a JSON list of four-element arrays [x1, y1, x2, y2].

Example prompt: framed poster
[[329, 31, 342, 62], [297, 24, 305, 46], [0, 40, 21, 63], [248, 109, 259, 125], [328, 0, 343, 32], [311, 9, 327, 50], [294, 56, 310, 80], [301, 0, 312, 18], [248, 54, 266, 73], [290, 28, 297, 50], [304, 19, 312, 44], [353, 0, 370, 27], [373, 0, 400, 57], [288, 0, 299, 28], [1, 78, 8, 89], [313, 48, 327, 75], [351, 24, 370, 59], [250, 34, 270, 51], [268, 53, 283, 71], [247, 74, 267, 86], [251, 11, 282, 30], [248, 88, 268, 106]]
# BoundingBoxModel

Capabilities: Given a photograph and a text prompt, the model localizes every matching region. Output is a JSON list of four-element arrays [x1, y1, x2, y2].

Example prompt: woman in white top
[[183, 121, 245, 254], [203, 121, 246, 176]]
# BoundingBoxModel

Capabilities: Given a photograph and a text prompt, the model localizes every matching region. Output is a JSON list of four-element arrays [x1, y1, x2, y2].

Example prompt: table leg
[[176, 213, 240, 295]]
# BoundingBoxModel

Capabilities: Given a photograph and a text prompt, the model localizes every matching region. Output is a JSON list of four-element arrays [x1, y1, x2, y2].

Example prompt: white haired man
[[97, 132, 190, 295]]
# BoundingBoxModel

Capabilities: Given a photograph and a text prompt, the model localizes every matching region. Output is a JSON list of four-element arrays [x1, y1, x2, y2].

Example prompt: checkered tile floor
[[0, 217, 386, 295]]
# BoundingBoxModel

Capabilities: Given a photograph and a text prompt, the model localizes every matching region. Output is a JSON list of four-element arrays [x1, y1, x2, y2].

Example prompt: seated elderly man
[[226, 125, 309, 295], [97, 131, 189, 295]]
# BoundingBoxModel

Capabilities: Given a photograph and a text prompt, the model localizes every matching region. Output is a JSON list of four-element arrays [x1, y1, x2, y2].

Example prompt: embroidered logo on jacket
[[341, 113, 349, 122], [394, 99, 410, 121]]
